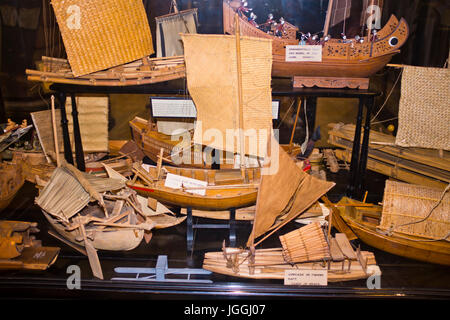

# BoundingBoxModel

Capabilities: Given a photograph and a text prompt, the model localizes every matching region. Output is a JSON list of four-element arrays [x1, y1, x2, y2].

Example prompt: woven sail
[[181, 34, 273, 158], [395, 66, 450, 150], [156, 9, 198, 57], [51, 0, 154, 76], [379, 180, 450, 240], [247, 139, 335, 246], [329, 0, 352, 28]]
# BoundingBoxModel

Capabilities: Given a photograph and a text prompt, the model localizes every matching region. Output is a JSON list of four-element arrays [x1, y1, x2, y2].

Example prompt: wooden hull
[[0, 162, 25, 212], [128, 182, 257, 211], [203, 248, 379, 282], [43, 211, 144, 252], [337, 198, 450, 266], [272, 52, 395, 78], [128, 164, 260, 211], [130, 116, 211, 169], [223, 1, 409, 79]]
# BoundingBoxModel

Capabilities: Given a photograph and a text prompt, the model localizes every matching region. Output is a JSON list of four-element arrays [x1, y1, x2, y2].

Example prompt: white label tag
[[164, 173, 207, 196], [284, 269, 328, 286], [285, 45, 322, 62]]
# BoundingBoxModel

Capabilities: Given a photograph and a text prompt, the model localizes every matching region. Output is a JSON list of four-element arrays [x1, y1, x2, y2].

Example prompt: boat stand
[[186, 207, 236, 252], [112, 255, 213, 283]]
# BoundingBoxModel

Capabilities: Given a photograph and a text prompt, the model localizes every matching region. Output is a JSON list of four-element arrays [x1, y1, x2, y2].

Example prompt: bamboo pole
[[50, 95, 61, 167], [288, 98, 302, 154], [323, 0, 334, 37], [235, 13, 247, 182]]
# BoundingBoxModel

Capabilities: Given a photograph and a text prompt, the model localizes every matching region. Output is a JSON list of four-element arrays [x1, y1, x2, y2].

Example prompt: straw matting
[[182, 34, 273, 158], [395, 66, 450, 150], [379, 180, 449, 240], [52, 0, 154, 76]]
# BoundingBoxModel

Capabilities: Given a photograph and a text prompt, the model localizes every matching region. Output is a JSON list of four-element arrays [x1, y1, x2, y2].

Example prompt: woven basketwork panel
[[51, 0, 154, 77], [379, 180, 449, 240], [395, 66, 450, 150]]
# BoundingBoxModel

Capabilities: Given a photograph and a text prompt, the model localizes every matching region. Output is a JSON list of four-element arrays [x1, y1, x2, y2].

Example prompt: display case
[[0, 0, 449, 306]]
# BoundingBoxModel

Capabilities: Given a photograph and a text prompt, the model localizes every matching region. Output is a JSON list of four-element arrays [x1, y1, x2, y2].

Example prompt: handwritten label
[[285, 45, 322, 62], [284, 269, 328, 286]]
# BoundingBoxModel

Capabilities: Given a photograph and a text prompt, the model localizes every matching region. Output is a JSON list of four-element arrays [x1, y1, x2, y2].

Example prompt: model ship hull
[[127, 164, 259, 211], [223, 1, 409, 81], [337, 197, 450, 266], [0, 161, 25, 212]]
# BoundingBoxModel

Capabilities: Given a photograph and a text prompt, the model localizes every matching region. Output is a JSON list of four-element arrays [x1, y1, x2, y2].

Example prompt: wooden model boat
[[0, 161, 25, 212], [25, 1, 194, 86], [0, 220, 60, 270], [202, 140, 382, 283], [127, 163, 260, 211], [35, 161, 155, 279], [223, 0, 409, 88], [26, 55, 185, 87], [335, 183, 450, 266]]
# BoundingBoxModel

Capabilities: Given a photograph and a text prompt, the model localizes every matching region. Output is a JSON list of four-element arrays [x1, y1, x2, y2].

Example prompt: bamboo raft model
[[25, 0, 195, 86], [204, 222, 380, 282], [223, 0, 409, 89], [127, 162, 260, 211], [26, 55, 186, 87], [200, 139, 381, 282], [335, 181, 450, 266]]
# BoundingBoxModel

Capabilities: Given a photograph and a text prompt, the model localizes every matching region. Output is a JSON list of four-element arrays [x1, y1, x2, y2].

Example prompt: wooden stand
[[186, 207, 236, 252], [293, 76, 369, 90]]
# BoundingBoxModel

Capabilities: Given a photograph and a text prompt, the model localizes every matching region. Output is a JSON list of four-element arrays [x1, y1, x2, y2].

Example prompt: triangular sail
[[156, 9, 198, 57], [181, 33, 273, 158], [247, 138, 335, 247]]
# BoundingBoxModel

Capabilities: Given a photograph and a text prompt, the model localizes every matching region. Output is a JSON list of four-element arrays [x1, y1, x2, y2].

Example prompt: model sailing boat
[[336, 181, 450, 266], [128, 16, 275, 211], [26, 0, 195, 86], [223, 0, 409, 88], [203, 140, 382, 282]]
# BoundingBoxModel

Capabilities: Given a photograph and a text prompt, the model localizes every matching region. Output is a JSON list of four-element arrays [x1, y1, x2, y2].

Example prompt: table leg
[[186, 207, 193, 252], [70, 94, 85, 171], [356, 96, 374, 198], [347, 97, 365, 198], [57, 92, 74, 164], [229, 208, 236, 247]]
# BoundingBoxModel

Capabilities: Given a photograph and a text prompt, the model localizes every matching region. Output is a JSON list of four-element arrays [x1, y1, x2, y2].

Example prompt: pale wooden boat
[[223, 1, 409, 84], [203, 246, 379, 282], [127, 164, 260, 211], [0, 161, 25, 212], [130, 117, 302, 169], [336, 195, 450, 266], [26, 55, 185, 87], [35, 162, 155, 279]]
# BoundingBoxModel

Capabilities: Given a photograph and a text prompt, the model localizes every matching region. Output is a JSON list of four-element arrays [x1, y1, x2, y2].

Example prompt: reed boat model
[[127, 163, 260, 211], [223, 1, 409, 88], [35, 161, 155, 279], [336, 183, 450, 266], [26, 0, 196, 86]]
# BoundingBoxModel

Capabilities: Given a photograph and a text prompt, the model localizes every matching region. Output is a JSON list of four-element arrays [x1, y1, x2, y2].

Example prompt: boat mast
[[234, 13, 247, 181], [323, 0, 334, 37], [172, 0, 179, 13]]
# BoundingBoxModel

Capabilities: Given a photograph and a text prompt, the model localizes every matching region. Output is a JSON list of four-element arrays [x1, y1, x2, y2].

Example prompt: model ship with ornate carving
[[223, 0, 409, 89]]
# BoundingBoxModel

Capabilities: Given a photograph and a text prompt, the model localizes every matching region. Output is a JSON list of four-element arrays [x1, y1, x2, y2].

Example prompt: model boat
[[0, 160, 25, 212], [202, 140, 382, 282], [127, 162, 259, 211], [35, 161, 155, 279], [26, 0, 197, 86], [336, 181, 450, 266], [223, 0, 409, 88]]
